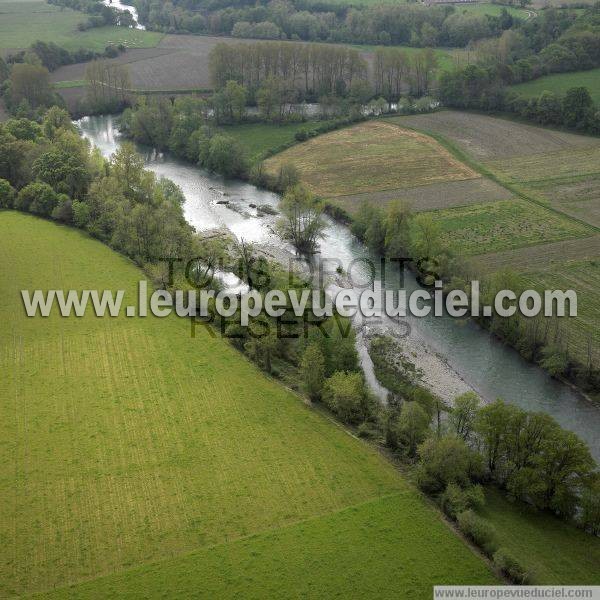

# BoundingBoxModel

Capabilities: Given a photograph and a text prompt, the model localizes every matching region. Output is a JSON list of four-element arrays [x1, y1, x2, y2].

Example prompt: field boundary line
[[389, 120, 600, 235], [34, 492, 409, 597], [513, 171, 600, 186]]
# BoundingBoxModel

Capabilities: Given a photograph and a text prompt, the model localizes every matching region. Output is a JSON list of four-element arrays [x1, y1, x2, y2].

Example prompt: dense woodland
[[133, 0, 516, 47], [438, 3, 600, 132]]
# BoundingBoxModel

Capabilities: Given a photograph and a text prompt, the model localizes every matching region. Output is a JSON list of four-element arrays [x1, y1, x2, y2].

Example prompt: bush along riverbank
[[3, 108, 598, 584], [365, 334, 600, 583]]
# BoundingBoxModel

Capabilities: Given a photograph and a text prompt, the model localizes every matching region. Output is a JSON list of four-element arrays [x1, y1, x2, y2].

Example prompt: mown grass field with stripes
[[0, 211, 498, 597]]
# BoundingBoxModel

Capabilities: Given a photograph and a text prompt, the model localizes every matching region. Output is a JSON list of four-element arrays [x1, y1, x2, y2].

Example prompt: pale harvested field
[[265, 121, 479, 198], [393, 111, 600, 160], [469, 235, 600, 273], [51, 35, 251, 91], [49, 48, 175, 85], [330, 177, 512, 214]]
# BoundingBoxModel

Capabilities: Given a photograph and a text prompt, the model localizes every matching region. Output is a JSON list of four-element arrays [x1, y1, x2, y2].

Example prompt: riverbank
[[77, 114, 600, 463]]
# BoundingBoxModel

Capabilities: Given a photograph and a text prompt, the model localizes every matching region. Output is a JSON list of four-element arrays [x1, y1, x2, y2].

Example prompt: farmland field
[[352, 44, 470, 73], [393, 110, 600, 160], [488, 146, 600, 183], [510, 68, 600, 106], [454, 3, 530, 18], [522, 175, 600, 228], [470, 235, 600, 273], [390, 110, 600, 366], [265, 121, 479, 197], [425, 198, 592, 255], [0, 0, 162, 51], [0, 211, 499, 596], [518, 260, 600, 364]]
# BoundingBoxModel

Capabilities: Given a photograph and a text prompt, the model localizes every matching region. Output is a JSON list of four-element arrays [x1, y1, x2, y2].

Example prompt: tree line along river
[[77, 113, 600, 462]]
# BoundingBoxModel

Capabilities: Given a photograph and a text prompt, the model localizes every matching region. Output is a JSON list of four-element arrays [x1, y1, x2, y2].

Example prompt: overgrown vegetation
[[133, 0, 518, 48]]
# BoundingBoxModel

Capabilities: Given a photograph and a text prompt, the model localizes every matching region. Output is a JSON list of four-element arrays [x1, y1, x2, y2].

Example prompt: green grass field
[[511, 68, 600, 105], [0, 210, 498, 596], [426, 198, 592, 255], [479, 488, 600, 585], [218, 121, 335, 163], [0, 0, 163, 51]]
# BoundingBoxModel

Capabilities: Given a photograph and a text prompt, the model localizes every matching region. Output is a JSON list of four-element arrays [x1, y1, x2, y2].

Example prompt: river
[[77, 113, 600, 462], [102, 0, 144, 30]]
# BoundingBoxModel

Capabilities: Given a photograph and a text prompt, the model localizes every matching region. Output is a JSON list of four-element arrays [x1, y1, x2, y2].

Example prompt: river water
[[102, 0, 144, 30], [77, 114, 600, 461]]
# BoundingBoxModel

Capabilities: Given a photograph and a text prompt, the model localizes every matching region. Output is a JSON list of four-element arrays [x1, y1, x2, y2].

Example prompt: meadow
[[218, 121, 336, 163], [479, 488, 600, 585], [510, 68, 600, 105], [0, 211, 498, 596], [0, 0, 162, 51]]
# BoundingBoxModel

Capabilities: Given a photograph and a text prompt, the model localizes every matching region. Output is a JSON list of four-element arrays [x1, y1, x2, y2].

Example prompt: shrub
[[440, 483, 486, 519], [294, 130, 308, 141], [50, 194, 73, 223], [322, 371, 376, 425], [417, 435, 483, 494], [71, 200, 90, 228], [493, 548, 531, 584], [0, 178, 16, 208], [456, 510, 498, 557], [15, 182, 57, 216]]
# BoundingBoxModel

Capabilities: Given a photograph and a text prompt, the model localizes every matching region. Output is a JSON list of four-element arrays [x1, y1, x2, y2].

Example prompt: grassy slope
[[479, 488, 600, 585], [45, 493, 495, 598], [0, 211, 496, 596], [510, 68, 600, 105], [0, 0, 162, 51]]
